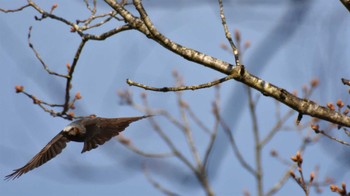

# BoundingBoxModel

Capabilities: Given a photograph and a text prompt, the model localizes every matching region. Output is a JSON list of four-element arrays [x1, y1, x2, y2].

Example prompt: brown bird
[[5, 115, 151, 180]]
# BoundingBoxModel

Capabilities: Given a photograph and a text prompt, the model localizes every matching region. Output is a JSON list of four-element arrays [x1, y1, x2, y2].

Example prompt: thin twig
[[143, 164, 180, 196], [62, 39, 87, 113], [185, 106, 212, 134], [117, 91, 188, 132], [217, 0, 240, 65], [203, 86, 221, 169], [182, 98, 213, 195], [117, 136, 174, 158], [28, 26, 68, 78], [21, 91, 63, 107], [83, 0, 97, 14], [266, 166, 297, 196], [141, 96, 197, 173], [157, 110, 187, 132], [176, 90, 202, 170], [77, 11, 114, 24], [203, 110, 220, 170], [0, 4, 30, 13], [270, 150, 293, 167], [83, 25, 132, 40], [315, 130, 350, 146], [266, 138, 311, 196], [18, 89, 83, 120], [247, 87, 263, 196], [220, 115, 256, 176], [260, 109, 295, 147], [28, 1, 76, 27], [80, 15, 115, 30], [126, 75, 235, 92]]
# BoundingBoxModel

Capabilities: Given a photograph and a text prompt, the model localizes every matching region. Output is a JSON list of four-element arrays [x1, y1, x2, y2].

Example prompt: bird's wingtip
[[143, 114, 154, 118], [4, 170, 20, 181]]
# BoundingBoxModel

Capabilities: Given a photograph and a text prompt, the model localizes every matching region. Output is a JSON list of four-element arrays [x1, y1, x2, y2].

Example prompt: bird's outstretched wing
[[81, 115, 150, 153], [5, 131, 70, 180]]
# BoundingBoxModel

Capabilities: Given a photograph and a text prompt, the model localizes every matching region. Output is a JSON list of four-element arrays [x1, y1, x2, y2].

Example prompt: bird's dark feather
[[81, 116, 149, 153], [5, 131, 69, 180]]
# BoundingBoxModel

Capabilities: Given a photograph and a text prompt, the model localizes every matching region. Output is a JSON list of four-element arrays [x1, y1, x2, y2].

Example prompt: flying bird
[[5, 115, 151, 180]]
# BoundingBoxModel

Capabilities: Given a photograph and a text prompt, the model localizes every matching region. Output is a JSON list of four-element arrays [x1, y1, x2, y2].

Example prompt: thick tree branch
[[102, 0, 350, 128], [104, 0, 233, 73]]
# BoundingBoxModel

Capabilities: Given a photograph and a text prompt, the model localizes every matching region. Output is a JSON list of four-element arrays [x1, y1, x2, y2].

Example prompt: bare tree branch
[[203, 86, 221, 169], [217, 0, 240, 65], [103, 0, 350, 128], [117, 135, 174, 158], [0, 4, 30, 13], [143, 164, 180, 196], [247, 87, 263, 196], [267, 137, 313, 195], [62, 39, 87, 114], [312, 125, 350, 147], [219, 112, 256, 176], [28, 26, 68, 78], [126, 74, 235, 92]]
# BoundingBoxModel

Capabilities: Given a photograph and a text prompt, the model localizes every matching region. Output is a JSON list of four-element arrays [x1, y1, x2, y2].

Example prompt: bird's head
[[62, 120, 86, 136]]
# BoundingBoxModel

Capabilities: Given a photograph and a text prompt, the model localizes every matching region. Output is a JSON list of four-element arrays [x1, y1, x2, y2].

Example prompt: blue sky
[[1, 0, 350, 195]]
